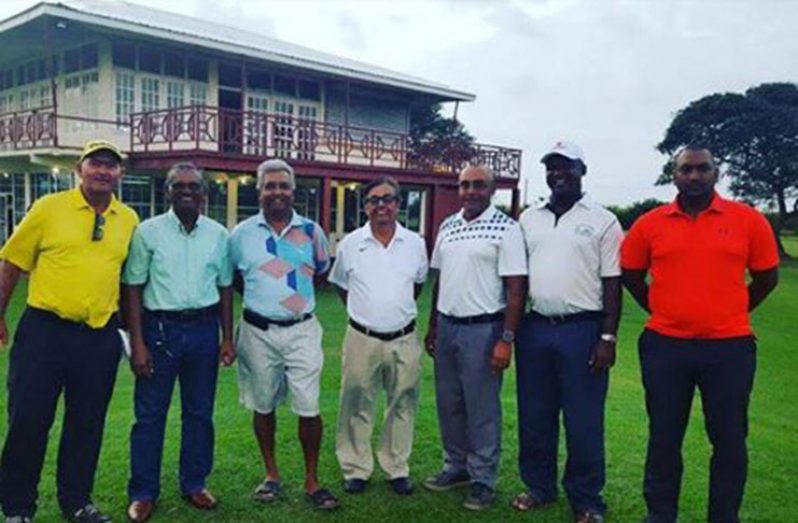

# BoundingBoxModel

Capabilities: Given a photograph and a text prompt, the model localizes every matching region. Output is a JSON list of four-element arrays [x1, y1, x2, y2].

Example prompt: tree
[[607, 199, 666, 230], [407, 103, 475, 173], [658, 82, 798, 258]]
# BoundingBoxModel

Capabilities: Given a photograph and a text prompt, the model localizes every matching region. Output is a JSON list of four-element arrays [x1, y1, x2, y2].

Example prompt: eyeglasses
[[92, 214, 105, 242], [676, 162, 714, 175], [458, 180, 490, 190], [364, 194, 399, 206]]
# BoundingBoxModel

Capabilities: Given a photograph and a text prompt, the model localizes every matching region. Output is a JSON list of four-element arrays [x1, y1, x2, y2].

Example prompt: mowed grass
[[0, 253, 796, 522]]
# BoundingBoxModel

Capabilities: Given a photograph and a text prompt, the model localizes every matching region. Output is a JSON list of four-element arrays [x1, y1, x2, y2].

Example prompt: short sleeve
[[328, 237, 349, 289], [620, 219, 650, 270], [414, 236, 429, 284], [313, 224, 332, 275], [121, 227, 152, 285], [216, 229, 234, 287], [747, 211, 780, 271], [228, 227, 242, 270], [599, 217, 624, 278], [497, 222, 528, 276], [430, 225, 444, 270], [0, 198, 47, 272]]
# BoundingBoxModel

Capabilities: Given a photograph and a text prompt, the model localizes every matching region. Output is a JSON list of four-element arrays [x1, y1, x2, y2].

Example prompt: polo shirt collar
[[166, 207, 201, 235], [537, 193, 592, 211], [362, 222, 409, 245], [257, 209, 303, 232], [457, 204, 497, 224], [70, 187, 121, 214], [665, 191, 726, 217]]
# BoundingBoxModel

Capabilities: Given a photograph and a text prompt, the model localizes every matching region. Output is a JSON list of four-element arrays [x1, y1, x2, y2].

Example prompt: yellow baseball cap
[[78, 140, 124, 163]]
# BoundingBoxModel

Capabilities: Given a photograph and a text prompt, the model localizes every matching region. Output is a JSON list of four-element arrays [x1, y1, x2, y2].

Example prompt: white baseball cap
[[540, 140, 586, 164]]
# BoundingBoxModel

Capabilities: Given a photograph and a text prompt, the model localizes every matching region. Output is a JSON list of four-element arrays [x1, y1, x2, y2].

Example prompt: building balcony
[[0, 105, 522, 179]]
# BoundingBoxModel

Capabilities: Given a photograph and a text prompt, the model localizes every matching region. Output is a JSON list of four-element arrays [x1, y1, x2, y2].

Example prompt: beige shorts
[[236, 316, 324, 417]]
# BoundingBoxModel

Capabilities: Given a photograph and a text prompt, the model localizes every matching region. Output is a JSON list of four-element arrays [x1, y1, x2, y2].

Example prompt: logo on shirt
[[574, 224, 595, 237]]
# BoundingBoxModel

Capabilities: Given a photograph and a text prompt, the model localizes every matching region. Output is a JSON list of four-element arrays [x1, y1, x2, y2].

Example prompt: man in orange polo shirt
[[621, 146, 779, 523]]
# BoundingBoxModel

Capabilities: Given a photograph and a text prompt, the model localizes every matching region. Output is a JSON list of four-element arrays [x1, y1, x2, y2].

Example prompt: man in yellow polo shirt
[[0, 140, 138, 523]]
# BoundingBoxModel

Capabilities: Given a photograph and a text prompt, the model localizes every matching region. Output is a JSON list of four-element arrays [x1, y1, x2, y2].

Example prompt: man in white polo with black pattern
[[423, 164, 527, 511]]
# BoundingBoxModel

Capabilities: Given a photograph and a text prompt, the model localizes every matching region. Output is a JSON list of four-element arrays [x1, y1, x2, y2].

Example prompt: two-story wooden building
[[0, 0, 521, 248]]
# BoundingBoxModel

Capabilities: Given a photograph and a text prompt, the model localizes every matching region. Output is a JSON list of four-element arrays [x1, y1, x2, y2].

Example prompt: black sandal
[[253, 480, 282, 503], [306, 488, 340, 511]]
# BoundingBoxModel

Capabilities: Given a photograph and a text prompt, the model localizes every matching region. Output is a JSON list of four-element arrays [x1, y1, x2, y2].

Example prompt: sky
[[3, 0, 797, 206]]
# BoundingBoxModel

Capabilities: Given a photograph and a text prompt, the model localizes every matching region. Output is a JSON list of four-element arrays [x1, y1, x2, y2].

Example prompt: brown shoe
[[183, 489, 218, 510], [574, 510, 605, 523], [127, 500, 154, 523]]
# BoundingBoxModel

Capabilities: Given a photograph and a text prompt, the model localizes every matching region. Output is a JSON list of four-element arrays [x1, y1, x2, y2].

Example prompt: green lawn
[[1, 261, 796, 523]]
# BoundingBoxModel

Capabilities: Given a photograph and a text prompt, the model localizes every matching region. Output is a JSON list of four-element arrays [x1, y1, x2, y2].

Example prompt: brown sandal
[[510, 491, 552, 511]]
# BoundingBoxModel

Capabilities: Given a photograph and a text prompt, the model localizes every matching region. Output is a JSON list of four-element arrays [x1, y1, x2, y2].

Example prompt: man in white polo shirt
[[423, 165, 527, 511], [330, 176, 428, 497], [511, 141, 622, 523]]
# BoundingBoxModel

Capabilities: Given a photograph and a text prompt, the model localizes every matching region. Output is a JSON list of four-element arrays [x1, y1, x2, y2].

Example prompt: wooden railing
[[0, 107, 57, 150], [0, 105, 522, 179], [130, 106, 522, 179]]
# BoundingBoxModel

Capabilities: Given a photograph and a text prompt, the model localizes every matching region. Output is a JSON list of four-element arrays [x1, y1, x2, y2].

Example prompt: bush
[[608, 199, 667, 230]]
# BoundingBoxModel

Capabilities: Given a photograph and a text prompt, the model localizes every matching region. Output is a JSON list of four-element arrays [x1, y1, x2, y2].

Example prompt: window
[[18, 91, 28, 111], [167, 81, 185, 108], [120, 175, 153, 219], [0, 70, 13, 91], [189, 83, 207, 105], [141, 77, 160, 111], [206, 180, 227, 225], [237, 179, 259, 222], [115, 71, 134, 126]]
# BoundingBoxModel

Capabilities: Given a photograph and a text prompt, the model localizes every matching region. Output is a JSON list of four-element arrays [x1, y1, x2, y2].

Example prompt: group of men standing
[[0, 137, 780, 523]]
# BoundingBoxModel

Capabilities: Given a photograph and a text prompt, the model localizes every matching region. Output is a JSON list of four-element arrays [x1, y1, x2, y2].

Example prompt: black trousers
[[0, 307, 121, 518], [639, 329, 756, 523]]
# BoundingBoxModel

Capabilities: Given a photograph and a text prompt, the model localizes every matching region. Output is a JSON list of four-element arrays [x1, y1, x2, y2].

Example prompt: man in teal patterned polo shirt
[[229, 159, 337, 511]]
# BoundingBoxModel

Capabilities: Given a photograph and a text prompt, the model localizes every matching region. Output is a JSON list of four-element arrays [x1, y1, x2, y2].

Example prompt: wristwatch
[[501, 329, 516, 343], [600, 333, 617, 344]]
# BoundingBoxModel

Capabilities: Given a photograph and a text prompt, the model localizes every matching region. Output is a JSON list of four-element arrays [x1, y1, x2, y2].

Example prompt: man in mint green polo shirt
[[122, 162, 234, 523]]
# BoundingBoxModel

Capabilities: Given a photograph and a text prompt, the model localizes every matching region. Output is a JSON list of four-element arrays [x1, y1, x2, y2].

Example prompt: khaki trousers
[[335, 325, 421, 480]]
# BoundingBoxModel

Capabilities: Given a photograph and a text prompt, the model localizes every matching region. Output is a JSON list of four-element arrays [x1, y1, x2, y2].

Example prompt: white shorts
[[236, 316, 324, 417]]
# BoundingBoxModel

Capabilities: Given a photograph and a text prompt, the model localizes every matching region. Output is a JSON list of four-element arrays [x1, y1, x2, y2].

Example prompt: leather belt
[[243, 308, 313, 330], [440, 311, 505, 325], [529, 310, 604, 325], [349, 319, 415, 341], [144, 305, 218, 322]]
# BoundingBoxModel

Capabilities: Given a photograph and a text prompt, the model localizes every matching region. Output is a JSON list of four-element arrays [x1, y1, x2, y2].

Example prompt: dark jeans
[[0, 307, 122, 518], [516, 315, 608, 514], [639, 329, 756, 523], [128, 314, 220, 501]]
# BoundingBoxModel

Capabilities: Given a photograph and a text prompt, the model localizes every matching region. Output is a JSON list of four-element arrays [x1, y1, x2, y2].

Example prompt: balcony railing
[[130, 106, 521, 179], [0, 105, 522, 179], [0, 107, 57, 150]]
